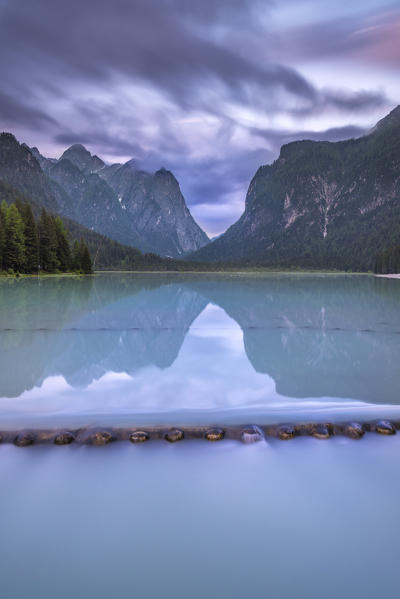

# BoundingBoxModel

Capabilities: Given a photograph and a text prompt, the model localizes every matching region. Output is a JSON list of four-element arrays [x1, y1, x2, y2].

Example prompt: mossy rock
[[205, 428, 225, 442], [87, 430, 114, 446], [164, 429, 184, 443], [14, 431, 36, 447], [54, 431, 75, 445], [129, 431, 149, 444], [343, 422, 365, 439], [278, 425, 296, 440], [312, 423, 333, 440], [375, 420, 396, 435]]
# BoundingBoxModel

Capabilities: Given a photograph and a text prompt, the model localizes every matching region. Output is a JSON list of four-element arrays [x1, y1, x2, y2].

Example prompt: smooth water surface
[[1, 436, 400, 599], [0, 273, 400, 425], [1, 273, 400, 599]]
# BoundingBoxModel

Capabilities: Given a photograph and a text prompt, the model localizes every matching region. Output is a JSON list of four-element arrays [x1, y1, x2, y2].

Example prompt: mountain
[[0, 133, 59, 212], [0, 134, 208, 258], [99, 161, 209, 256], [190, 105, 400, 271], [59, 143, 105, 174], [34, 142, 208, 257], [36, 151, 146, 249]]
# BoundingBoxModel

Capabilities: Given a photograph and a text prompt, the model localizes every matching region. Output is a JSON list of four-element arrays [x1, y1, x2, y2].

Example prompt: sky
[[0, 0, 399, 236]]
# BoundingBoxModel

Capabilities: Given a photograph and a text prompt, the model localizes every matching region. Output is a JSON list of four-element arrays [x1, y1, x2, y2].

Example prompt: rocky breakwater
[[0, 420, 398, 448]]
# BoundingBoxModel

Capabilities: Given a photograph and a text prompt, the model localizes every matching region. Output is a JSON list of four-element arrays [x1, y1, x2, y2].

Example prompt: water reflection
[[187, 275, 400, 403], [0, 274, 399, 408]]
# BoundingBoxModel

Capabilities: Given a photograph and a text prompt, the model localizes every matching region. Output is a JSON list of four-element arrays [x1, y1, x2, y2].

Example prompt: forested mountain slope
[[191, 106, 400, 271]]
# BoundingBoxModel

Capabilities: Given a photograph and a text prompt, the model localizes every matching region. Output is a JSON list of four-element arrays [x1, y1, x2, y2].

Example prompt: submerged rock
[[343, 422, 365, 439], [54, 431, 75, 445], [278, 425, 296, 440], [375, 420, 396, 435], [240, 426, 264, 444], [14, 431, 36, 447], [164, 429, 184, 443], [205, 428, 225, 442], [129, 431, 149, 444], [312, 423, 333, 440]]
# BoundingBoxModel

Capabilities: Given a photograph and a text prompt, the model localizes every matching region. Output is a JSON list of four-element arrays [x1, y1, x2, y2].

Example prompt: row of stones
[[0, 420, 398, 447]]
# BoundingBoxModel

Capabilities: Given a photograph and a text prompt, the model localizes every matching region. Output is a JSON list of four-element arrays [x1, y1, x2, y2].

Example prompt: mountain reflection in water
[[0, 274, 399, 412]]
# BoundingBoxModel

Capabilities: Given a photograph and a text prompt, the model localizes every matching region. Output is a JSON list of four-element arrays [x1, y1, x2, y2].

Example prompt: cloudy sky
[[0, 0, 399, 236]]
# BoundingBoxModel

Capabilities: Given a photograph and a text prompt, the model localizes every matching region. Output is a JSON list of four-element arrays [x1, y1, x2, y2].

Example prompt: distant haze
[[0, 0, 398, 236]]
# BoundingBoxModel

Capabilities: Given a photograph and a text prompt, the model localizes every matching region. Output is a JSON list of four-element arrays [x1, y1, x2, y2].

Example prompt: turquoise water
[[1, 273, 400, 598], [0, 273, 400, 424]]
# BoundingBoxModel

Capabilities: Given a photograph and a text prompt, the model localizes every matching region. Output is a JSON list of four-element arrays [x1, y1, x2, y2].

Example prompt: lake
[[1, 273, 400, 598]]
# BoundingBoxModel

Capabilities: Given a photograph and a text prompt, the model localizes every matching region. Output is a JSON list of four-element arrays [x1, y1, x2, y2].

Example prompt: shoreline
[[93, 269, 369, 276], [0, 270, 390, 279]]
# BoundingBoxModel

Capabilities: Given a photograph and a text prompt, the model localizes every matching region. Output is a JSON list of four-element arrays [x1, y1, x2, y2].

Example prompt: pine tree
[[0, 202, 6, 271], [80, 241, 93, 274], [20, 203, 39, 273], [38, 209, 58, 272], [54, 216, 71, 272], [3, 203, 25, 272], [71, 239, 92, 274], [72, 240, 81, 271], [395, 247, 400, 273]]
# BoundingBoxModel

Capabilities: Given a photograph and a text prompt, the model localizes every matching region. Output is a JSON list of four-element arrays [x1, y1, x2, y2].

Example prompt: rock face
[[191, 105, 400, 271], [36, 143, 208, 257], [99, 161, 209, 256], [40, 155, 145, 249], [0, 134, 59, 211], [0, 134, 208, 257], [60, 144, 105, 174]]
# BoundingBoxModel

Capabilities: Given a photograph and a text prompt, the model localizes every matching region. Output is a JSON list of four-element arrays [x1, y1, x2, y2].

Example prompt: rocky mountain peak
[[154, 167, 178, 183], [125, 158, 138, 170], [0, 133, 58, 211], [0, 131, 209, 258], [370, 104, 400, 134], [0, 133, 41, 170], [60, 144, 105, 174], [0, 132, 18, 145]]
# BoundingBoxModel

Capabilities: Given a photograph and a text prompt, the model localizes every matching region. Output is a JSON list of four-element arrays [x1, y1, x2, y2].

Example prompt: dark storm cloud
[[0, 0, 395, 234], [321, 90, 386, 112], [0, 0, 309, 104], [54, 96, 191, 162], [173, 148, 273, 205], [249, 124, 367, 146], [55, 132, 146, 162], [286, 88, 387, 118], [0, 0, 385, 120], [0, 90, 57, 130], [288, 124, 367, 142]]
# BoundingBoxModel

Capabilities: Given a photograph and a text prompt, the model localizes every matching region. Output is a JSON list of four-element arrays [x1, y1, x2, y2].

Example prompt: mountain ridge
[[190, 105, 400, 270], [0, 133, 209, 258]]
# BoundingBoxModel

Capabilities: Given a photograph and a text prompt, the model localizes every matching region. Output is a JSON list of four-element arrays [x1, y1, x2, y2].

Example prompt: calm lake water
[[1, 273, 400, 598]]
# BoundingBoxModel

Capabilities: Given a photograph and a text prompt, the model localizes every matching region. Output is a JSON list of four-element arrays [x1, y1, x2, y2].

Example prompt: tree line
[[0, 201, 92, 274], [374, 245, 400, 274]]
